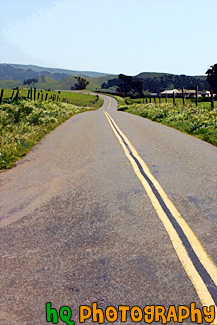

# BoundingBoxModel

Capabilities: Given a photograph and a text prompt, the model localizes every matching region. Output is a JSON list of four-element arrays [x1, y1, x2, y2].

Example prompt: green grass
[[1, 88, 103, 109], [117, 98, 217, 146], [0, 93, 103, 170], [0, 80, 21, 88]]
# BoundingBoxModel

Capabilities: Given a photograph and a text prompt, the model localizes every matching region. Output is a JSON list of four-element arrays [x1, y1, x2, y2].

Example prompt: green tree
[[23, 78, 38, 85], [74, 76, 89, 90], [117, 74, 143, 97], [206, 64, 217, 93]]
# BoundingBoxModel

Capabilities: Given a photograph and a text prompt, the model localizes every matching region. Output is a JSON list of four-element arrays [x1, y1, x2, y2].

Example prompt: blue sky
[[0, 0, 216, 76]]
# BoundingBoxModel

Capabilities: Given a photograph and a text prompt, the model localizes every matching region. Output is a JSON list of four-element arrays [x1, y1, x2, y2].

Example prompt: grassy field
[[1, 88, 103, 108], [115, 96, 217, 146], [0, 92, 104, 170]]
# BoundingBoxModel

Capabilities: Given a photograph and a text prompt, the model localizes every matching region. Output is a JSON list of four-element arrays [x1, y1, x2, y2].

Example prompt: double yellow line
[[104, 109, 217, 322]]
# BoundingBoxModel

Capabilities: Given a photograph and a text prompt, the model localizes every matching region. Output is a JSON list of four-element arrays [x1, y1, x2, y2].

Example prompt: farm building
[[160, 89, 180, 95], [160, 89, 212, 98]]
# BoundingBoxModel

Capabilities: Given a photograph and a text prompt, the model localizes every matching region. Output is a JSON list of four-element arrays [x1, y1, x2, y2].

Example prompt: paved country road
[[0, 95, 217, 324]]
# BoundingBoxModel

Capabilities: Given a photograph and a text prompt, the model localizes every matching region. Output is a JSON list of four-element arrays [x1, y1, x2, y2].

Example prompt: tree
[[117, 74, 144, 97], [206, 64, 217, 93], [117, 74, 132, 96], [74, 76, 89, 90], [23, 78, 38, 85]]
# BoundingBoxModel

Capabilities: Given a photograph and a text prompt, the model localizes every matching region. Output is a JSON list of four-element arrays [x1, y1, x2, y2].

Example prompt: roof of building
[[160, 89, 180, 94]]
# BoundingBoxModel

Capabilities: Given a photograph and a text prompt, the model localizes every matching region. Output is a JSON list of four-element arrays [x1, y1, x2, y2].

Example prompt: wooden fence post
[[34, 88, 36, 101], [210, 91, 214, 109], [30, 88, 33, 100], [196, 86, 198, 107], [45, 93, 48, 101], [0, 89, 4, 104], [11, 90, 15, 100], [15, 89, 19, 101], [182, 88, 185, 106], [166, 93, 168, 104], [27, 90, 30, 99], [37, 92, 40, 100], [173, 91, 176, 105]]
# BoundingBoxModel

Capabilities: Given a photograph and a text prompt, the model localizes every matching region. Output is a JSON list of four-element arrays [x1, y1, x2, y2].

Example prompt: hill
[[0, 64, 209, 93], [135, 71, 207, 81], [135, 72, 172, 79], [0, 63, 117, 91], [86, 75, 117, 91], [0, 63, 111, 81]]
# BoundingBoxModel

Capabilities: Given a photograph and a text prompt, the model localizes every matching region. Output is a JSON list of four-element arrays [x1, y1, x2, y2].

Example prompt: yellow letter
[[166, 306, 178, 322], [79, 305, 91, 323], [155, 306, 167, 324], [131, 306, 143, 322], [105, 306, 118, 322], [203, 306, 215, 323], [144, 306, 154, 323], [178, 305, 190, 322], [190, 303, 202, 323], [119, 306, 130, 322], [92, 302, 104, 324]]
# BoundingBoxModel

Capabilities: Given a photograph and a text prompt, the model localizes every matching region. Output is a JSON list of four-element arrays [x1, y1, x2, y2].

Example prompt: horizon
[[0, 62, 208, 77], [0, 0, 217, 76]]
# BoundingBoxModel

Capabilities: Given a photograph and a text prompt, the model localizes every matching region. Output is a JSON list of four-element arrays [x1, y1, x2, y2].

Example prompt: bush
[[0, 100, 94, 169]]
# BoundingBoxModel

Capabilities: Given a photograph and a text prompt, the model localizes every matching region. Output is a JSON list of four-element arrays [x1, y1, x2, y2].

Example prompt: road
[[0, 94, 217, 324]]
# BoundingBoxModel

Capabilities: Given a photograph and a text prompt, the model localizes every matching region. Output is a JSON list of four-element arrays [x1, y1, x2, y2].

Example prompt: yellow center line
[[106, 98, 111, 111], [104, 109, 217, 321]]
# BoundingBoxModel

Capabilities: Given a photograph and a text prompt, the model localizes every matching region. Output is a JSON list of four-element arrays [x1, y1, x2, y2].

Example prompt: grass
[[0, 80, 21, 88], [1, 88, 103, 109], [0, 93, 103, 170], [116, 96, 217, 146]]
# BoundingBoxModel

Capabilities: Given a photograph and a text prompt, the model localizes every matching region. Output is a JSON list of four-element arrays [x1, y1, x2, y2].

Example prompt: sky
[[0, 0, 217, 76]]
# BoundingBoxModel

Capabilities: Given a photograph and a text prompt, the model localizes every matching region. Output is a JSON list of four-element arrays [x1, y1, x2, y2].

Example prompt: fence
[[0, 88, 72, 105], [0, 88, 100, 107], [147, 87, 215, 108]]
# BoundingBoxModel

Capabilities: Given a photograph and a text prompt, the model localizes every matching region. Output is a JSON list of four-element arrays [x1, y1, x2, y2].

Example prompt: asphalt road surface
[[0, 95, 217, 324]]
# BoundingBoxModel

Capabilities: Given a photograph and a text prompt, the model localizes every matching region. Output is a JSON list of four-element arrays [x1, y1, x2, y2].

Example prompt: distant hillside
[[0, 63, 111, 81], [135, 72, 172, 79], [135, 71, 207, 81], [86, 75, 117, 91], [0, 64, 209, 93], [0, 63, 117, 91]]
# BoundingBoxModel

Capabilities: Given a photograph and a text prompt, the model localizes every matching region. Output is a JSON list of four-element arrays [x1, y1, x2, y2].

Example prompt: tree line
[[101, 65, 217, 97]]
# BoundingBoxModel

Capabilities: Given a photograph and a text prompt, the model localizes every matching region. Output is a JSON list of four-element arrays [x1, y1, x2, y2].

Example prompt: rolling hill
[[0, 63, 110, 79], [0, 63, 116, 91], [0, 63, 209, 93]]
